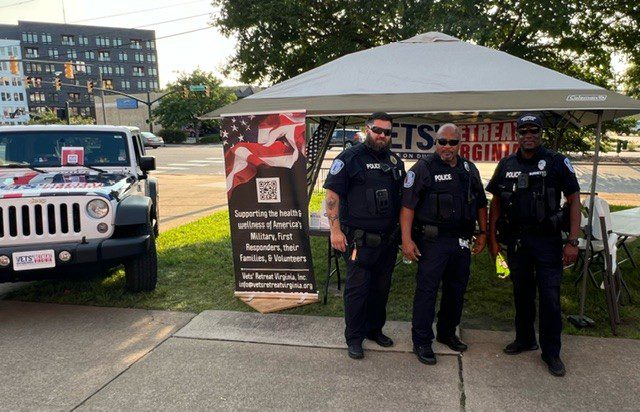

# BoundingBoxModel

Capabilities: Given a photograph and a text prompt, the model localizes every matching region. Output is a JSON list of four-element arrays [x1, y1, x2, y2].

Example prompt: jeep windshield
[[0, 130, 130, 168]]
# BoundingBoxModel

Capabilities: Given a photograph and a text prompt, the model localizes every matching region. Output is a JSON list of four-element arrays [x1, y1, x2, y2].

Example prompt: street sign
[[189, 85, 206, 92], [116, 98, 139, 109]]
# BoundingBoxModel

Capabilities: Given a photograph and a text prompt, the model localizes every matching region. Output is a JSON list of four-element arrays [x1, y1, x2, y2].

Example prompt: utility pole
[[65, 101, 70, 125], [98, 70, 107, 124], [147, 91, 154, 133]]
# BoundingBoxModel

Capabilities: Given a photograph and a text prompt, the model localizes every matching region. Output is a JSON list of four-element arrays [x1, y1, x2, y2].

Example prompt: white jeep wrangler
[[0, 125, 159, 292]]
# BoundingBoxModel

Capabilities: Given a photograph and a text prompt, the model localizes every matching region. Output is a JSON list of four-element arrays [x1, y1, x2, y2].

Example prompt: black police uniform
[[323, 143, 405, 346], [486, 146, 580, 358], [402, 154, 487, 347]]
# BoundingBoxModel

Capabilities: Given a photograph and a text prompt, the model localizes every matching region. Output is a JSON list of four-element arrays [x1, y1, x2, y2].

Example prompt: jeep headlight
[[86, 199, 109, 219]]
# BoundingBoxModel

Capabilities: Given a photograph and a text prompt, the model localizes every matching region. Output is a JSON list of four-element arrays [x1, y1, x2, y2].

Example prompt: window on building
[[44, 64, 56, 73], [134, 52, 144, 62], [121, 80, 131, 90], [148, 67, 158, 76], [146, 53, 156, 62], [22, 32, 38, 43], [96, 36, 110, 47], [41, 33, 52, 44], [102, 79, 114, 90], [149, 81, 159, 91], [67, 49, 77, 59], [11, 77, 23, 86], [85, 66, 92, 74], [136, 80, 147, 90], [29, 92, 46, 102], [118, 51, 128, 61], [25, 62, 43, 73], [47, 49, 59, 58], [78, 35, 89, 46], [1, 92, 11, 101], [132, 66, 145, 77], [61, 35, 75, 45], [145, 40, 156, 49], [98, 51, 110, 61], [115, 66, 125, 76], [25, 47, 39, 58], [85, 51, 95, 59], [99, 66, 113, 75], [79, 107, 91, 117], [114, 38, 123, 47], [68, 92, 80, 102], [130, 39, 142, 49]]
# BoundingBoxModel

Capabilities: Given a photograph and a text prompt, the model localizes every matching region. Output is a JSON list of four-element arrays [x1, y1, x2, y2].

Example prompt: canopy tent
[[203, 32, 640, 127], [207, 32, 640, 332]]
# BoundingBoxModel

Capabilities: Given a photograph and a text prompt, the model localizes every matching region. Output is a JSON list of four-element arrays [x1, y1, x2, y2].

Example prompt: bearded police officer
[[486, 114, 581, 377], [323, 112, 405, 360], [400, 123, 488, 365]]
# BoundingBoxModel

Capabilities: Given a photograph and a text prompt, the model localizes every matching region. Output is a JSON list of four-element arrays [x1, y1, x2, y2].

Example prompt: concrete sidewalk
[[2, 303, 639, 411]]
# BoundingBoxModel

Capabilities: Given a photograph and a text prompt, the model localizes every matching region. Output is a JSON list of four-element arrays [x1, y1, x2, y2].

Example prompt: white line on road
[[157, 166, 189, 170], [168, 163, 208, 167], [206, 157, 224, 160], [187, 160, 224, 163]]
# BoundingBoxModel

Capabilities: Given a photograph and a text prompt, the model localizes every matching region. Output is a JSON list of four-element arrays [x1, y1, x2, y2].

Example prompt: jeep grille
[[0, 197, 113, 246]]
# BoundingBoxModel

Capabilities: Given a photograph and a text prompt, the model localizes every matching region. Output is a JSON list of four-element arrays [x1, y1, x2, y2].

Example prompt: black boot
[[366, 332, 394, 347], [503, 341, 539, 355], [436, 335, 468, 352], [347, 342, 364, 359], [541, 354, 566, 377], [413, 345, 437, 365]]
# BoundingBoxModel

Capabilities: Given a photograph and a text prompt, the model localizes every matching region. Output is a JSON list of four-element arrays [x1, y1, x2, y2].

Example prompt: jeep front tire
[[124, 224, 158, 292]]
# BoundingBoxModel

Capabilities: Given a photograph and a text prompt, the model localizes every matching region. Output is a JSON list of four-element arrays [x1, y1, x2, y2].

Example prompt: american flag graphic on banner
[[223, 112, 306, 198]]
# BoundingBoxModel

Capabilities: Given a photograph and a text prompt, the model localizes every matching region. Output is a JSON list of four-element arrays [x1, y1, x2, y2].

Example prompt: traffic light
[[9, 56, 19, 75], [205, 85, 211, 97], [64, 61, 74, 79], [54, 76, 62, 91], [87, 80, 94, 93], [182, 87, 188, 98]]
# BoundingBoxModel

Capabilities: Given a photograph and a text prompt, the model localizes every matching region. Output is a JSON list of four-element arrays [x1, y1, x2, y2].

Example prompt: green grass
[[6, 199, 640, 339]]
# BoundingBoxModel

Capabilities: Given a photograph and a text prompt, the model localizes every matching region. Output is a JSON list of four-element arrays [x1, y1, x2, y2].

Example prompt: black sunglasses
[[436, 138, 460, 146], [517, 127, 541, 135], [369, 126, 392, 136]]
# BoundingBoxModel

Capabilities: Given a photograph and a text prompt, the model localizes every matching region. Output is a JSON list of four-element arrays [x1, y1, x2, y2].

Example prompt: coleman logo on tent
[[566, 94, 607, 102], [505, 171, 521, 178], [434, 174, 452, 182]]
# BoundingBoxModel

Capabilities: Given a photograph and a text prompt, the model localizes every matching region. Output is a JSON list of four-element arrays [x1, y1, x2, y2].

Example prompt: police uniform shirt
[[402, 154, 487, 235], [323, 144, 405, 233], [486, 147, 580, 202]]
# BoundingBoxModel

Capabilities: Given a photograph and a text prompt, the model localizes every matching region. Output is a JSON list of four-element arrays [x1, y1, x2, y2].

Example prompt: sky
[[0, 0, 239, 87]]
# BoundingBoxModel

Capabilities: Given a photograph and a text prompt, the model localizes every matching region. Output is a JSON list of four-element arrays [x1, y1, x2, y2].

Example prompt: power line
[[134, 13, 210, 29], [70, 0, 208, 23], [0, 0, 35, 9]]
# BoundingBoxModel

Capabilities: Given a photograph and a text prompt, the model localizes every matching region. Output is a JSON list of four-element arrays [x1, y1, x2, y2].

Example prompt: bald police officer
[[401, 123, 488, 365], [487, 114, 581, 377], [324, 112, 405, 360]]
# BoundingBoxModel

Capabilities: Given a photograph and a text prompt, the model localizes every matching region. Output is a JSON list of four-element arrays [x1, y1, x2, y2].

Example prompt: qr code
[[256, 177, 281, 203]]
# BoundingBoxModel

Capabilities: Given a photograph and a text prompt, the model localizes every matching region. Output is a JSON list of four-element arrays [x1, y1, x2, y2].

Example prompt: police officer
[[486, 114, 581, 377], [324, 112, 405, 360], [401, 123, 488, 365]]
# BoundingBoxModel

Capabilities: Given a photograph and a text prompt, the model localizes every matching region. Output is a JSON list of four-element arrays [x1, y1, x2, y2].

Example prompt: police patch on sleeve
[[329, 159, 345, 175], [404, 170, 415, 188], [564, 158, 575, 174]]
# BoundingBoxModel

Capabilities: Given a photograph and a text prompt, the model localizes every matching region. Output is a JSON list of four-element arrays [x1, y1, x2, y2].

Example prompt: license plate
[[12, 250, 56, 271]]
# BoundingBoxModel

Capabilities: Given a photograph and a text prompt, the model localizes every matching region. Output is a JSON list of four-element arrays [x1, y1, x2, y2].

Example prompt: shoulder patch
[[404, 170, 415, 188], [564, 158, 575, 174], [464, 161, 470, 171], [330, 159, 345, 175], [390, 155, 398, 165]]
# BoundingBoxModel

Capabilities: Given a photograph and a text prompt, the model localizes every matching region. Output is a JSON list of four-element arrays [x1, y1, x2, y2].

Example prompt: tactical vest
[[415, 154, 481, 236], [498, 149, 563, 232], [343, 148, 403, 232]]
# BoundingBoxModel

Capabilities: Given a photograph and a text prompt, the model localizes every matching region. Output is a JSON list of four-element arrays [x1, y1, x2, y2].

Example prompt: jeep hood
[[0, 170, 134, 199]]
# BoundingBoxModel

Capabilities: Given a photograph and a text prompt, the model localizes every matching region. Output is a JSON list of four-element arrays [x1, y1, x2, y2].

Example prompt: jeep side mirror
[[140, 156, 156, 172]]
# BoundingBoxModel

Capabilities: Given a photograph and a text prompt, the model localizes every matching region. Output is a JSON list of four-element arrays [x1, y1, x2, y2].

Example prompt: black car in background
[[329, 129, 365, 148]]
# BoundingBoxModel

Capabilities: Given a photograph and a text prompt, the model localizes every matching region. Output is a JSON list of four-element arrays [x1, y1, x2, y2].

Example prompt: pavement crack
[[457, 354, 467, 412]]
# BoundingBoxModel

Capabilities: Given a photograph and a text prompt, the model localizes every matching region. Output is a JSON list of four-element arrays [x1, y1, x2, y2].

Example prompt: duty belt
[[341, 224, 398, 248], [414, 224, 472, 241]]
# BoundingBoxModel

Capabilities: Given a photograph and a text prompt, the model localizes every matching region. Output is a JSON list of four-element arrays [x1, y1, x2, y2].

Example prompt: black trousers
[[343, 242, 398, 345], [412, 236, 471, 347], [506, 234, 563, 358]]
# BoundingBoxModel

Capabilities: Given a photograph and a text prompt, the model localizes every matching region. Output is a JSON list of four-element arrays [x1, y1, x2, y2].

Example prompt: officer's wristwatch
[[566, 238, 579, 247]]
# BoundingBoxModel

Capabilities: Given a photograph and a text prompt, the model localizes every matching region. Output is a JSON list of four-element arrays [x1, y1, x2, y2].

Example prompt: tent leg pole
[[570, 111, 603, 328]]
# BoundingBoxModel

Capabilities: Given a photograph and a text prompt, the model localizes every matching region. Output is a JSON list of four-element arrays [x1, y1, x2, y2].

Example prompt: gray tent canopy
[[204, 32, 640, 127]]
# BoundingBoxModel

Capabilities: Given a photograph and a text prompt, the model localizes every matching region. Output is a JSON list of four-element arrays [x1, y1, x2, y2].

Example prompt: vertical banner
[[222, 111, 318, 312]]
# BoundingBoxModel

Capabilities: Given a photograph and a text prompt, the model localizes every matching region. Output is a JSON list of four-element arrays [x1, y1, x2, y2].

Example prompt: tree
[[213, 0, 639, 91], [28, 109, 95, 125], [213, 0, 640, 150], [152, 69, 236, 134]]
